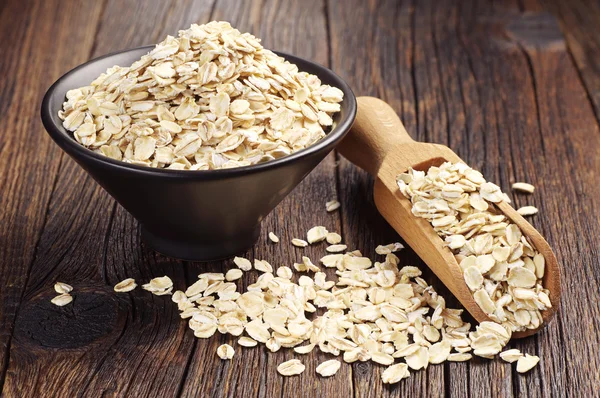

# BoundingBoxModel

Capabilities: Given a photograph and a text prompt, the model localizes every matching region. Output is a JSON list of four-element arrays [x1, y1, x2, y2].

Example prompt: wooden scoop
[[338, 96, 560, 338]]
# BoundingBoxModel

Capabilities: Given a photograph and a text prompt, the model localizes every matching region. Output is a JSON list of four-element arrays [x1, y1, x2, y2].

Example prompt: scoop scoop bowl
[[41, 46, 356, 261]]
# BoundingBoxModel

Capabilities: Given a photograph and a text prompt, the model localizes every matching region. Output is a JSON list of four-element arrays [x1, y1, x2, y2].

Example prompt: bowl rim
[[41, 45, 357, 179]]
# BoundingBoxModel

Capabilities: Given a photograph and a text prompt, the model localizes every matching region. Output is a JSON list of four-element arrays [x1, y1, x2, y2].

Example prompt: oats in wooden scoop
[[397, 162, 551, 332]]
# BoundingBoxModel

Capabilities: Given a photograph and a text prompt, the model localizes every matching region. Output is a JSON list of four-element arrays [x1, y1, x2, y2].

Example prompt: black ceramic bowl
[[41, 46, 356, 261]]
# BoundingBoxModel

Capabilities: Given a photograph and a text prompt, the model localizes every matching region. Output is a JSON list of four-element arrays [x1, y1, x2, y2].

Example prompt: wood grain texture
[[0, 0, 599, 396], [542, 0, 600, 121], [0, 0, 106, 391]]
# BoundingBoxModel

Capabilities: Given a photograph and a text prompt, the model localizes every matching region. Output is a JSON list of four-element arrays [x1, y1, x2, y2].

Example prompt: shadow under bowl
[[41, 46, 357, 261]]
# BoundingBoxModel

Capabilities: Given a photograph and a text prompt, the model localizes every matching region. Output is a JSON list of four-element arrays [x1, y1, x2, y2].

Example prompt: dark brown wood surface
[[0, 0, 598, 396]]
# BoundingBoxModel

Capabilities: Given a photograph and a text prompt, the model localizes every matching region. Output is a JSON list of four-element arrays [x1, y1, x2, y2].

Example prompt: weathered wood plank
[[3, 1, 216, 397], [0, 0, 105, 392], [542, 0, 600, 121], [78, 210, 192, 398]]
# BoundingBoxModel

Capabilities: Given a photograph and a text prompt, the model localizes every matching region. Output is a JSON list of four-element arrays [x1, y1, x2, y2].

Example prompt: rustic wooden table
[[1, 0, 599, 396]]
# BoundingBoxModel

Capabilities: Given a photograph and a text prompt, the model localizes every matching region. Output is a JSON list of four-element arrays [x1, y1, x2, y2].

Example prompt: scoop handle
[[338, 96, 414, 176]]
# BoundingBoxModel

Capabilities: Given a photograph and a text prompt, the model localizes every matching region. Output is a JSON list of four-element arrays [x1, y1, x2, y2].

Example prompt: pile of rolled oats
[[54, 226, 542, 383], [396, 162, 551, 332], [54, 164, 545, 381], [133, 227, 538, 383], [55, 232, 541, 382], [58, 21, 343, 170]]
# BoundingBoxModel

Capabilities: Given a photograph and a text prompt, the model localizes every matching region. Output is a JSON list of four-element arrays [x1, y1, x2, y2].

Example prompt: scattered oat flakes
[[292, 238, 309, 248], [512, 182, 535, 194], [114, 278, 137, 292], [51, 293, 73, 307], [217, 344, 235, 360], [326, 200, 341, 212], [517, 206, 538, 216], [54, 282, 73, 294], [277, 359, 305, 376], [166, 226, 544, 384], [316, 360, 341, 377], [516, 354, 540, 373], [268, 232, 280, 243]]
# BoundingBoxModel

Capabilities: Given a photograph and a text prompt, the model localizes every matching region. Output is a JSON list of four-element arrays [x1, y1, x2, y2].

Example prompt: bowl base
[[141, 226, 261, 262]]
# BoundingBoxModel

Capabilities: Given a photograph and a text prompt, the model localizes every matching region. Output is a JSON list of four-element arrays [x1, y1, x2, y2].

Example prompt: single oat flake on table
[[54, 282, 73, 294], [114, 278, 137, 292], [512, 182, 535, 194], [217, 344, 235, 360], [51, 293, 73, 307], [58, 21, 343, 170], [277, 359, 305, 376]]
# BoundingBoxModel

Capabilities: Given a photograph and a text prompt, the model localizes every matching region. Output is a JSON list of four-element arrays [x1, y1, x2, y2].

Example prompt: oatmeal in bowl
[[58, 21, 344, 171]]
